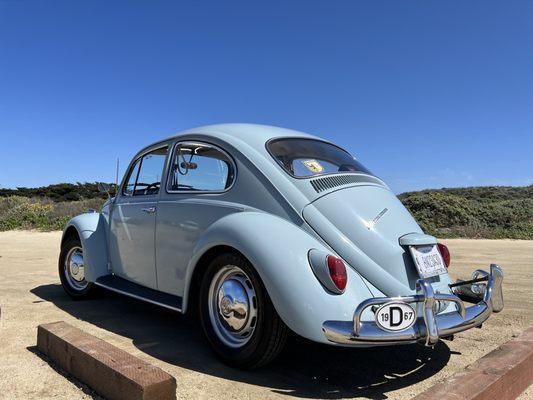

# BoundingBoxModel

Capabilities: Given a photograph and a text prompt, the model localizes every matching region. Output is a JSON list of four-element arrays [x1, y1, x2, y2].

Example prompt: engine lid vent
[[310, 174, 383, 193]]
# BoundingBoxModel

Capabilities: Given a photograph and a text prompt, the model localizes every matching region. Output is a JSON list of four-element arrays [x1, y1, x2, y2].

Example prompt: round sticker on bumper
[[375, 302, 417, 332]]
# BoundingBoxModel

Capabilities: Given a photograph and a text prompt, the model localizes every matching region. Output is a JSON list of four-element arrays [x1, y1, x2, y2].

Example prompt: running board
[[95, 275, 183, 312]]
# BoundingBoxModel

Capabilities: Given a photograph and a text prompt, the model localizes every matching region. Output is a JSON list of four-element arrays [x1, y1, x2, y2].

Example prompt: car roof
[[138, 123, 322, 156], [179, 123, 318, 142]]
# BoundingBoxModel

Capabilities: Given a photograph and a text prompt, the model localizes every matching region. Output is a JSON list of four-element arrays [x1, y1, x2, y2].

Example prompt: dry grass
[[0, 196, 105, 231]]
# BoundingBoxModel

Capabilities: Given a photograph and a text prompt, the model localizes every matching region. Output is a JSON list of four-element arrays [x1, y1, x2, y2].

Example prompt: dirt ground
[[0, 231, 531, 400]]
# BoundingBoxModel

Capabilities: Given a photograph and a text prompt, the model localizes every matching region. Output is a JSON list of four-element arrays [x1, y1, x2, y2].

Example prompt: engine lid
[[303, 185, 430, 296]]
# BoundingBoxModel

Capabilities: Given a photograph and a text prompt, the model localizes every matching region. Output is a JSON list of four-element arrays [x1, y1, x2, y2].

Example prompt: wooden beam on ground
[[37, 321, 176, 400], [413, 326, 533, 400]]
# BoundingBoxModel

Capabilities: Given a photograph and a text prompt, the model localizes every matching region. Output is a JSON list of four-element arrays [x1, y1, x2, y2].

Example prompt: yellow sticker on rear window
[[302, 159, 324, 173]]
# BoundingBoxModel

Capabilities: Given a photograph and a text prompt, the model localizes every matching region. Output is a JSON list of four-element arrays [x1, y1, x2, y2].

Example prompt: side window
[[168, 142, 234, 192], [123, 158, 141, 195], [123, 146, 168, 196]]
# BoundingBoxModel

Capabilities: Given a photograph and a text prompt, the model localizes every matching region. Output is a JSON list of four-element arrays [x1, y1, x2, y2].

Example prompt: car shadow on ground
[[31, 284, 453, 399]]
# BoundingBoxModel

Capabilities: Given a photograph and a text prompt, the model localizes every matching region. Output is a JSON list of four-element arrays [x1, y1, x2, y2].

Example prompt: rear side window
[[123, 147, 168, 196], [167, 142, 235, 192], [267, 138, 373, 178]]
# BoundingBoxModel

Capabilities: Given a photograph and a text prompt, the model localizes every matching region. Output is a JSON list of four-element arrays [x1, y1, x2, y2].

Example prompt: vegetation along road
[[1, 184, 532, 238]]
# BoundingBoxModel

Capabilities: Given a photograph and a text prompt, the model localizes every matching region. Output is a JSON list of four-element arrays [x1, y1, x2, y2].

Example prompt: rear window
[[267, 138, 373, 178]]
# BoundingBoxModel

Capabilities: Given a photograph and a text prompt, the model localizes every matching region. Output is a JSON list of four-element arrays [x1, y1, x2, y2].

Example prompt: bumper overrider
[[322, 264, 504, 346]]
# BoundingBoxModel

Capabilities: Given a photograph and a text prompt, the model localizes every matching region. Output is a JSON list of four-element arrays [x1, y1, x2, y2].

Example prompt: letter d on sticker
[[389, 306, 404, 327]]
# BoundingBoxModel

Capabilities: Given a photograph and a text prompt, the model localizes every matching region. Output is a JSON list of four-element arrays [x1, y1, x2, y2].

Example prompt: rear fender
[[61, 213, 109, 282], [183, 211, 374, 344]]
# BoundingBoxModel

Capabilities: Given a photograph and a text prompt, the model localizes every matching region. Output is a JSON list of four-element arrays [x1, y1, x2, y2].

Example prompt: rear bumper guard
[[322, 264, 504, 346]]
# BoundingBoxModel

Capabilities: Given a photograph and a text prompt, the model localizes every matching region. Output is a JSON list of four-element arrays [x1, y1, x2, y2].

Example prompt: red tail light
[[327, 255, 347, 291], [437, 243, 451, 268]]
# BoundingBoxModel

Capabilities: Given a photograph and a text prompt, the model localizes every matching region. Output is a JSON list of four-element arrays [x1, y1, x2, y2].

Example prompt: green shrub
[[1, 184, 531, 239], [0, 182, 109, 202], [399, 186, 533, 239]]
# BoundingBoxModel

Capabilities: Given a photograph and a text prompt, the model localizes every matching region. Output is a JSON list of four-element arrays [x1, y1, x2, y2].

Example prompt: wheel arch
[[60, 212, 109, 282], [185, 244, 244, 316], [181, 211, 374, 344], [61, 225, 80, 247]]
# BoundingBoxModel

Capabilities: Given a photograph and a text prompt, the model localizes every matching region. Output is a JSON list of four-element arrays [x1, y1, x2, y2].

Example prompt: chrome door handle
[[141, 207, 156, 214]]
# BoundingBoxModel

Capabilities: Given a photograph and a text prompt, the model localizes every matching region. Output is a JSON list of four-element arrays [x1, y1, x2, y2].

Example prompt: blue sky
[[0, 1, 531, 193]]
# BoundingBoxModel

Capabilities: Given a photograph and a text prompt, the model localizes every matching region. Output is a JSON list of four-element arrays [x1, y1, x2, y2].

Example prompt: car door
[[155, 141, 239, 297], [108, 145, 169, 289]]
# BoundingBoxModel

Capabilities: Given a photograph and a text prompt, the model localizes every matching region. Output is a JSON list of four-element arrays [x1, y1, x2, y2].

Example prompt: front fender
[[62, 213, 108, 282], [184, 211, 374, 344]]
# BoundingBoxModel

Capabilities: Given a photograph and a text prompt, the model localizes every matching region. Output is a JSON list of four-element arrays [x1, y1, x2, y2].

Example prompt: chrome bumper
[[322, 264, 504, 346]]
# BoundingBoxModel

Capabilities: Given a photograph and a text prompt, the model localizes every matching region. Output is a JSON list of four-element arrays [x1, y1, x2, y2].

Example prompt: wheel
[[58, 237, 93, 298], [199, 253, 288, 369]]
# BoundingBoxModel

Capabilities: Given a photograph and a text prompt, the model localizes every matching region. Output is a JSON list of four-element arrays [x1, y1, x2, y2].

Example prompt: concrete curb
[[413, 326, 533, 400], [37, 321, 177, 400]]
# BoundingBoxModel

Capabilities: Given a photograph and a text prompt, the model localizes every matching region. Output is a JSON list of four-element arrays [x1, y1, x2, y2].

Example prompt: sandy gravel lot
[[0, 231, 531, 400]]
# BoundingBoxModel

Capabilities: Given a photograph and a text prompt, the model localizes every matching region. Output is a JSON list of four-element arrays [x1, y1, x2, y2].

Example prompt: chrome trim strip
[[323, 264, 504, 346], [157, 198, 245, 211], [94, 281, 182, 312]]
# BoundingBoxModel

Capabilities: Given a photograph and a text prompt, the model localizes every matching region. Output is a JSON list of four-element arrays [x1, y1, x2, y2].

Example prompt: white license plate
[[375, 301, 417, 332], [409, 244, 447, 278]]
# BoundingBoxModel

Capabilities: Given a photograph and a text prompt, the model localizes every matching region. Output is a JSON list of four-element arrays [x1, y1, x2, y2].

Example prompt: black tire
[[58, 237, 93, 299], [199, 252, 288, 369]]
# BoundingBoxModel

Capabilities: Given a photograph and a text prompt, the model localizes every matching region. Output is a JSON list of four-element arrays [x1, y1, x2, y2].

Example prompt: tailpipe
[[451, 264, 504, 313]]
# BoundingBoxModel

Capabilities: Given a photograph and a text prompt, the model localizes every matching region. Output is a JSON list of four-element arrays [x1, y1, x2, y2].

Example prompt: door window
[[168, 142, 234, 192], [123, 147, 168, 196]]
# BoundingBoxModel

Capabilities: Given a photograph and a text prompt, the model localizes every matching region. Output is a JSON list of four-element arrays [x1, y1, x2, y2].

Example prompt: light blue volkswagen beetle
[[59, 124, 504, 368]]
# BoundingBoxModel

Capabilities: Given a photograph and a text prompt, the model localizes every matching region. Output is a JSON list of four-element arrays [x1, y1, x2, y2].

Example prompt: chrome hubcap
[[208, 265, 258, 348], [64, 246, 88, 291]]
